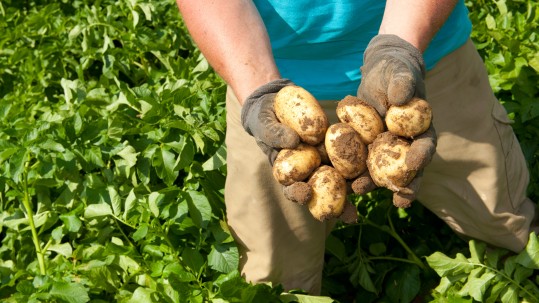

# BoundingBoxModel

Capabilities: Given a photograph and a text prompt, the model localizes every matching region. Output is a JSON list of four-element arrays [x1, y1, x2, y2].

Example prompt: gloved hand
[[353, 35, 436, 208], [241, 79, 300, 164], [357, 34, 426, 117], [242, 79, 316, 206]]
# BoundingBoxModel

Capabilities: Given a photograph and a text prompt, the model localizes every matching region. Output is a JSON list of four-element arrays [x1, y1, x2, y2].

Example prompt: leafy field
[[0, 0, 538, 302]]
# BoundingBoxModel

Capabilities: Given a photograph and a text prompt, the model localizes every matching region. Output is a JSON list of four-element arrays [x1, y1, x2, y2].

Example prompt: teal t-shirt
[[254, 0, 472, 100]]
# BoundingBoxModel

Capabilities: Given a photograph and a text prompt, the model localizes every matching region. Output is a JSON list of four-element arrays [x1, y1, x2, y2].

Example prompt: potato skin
[[336, 95, 384, 145], [325, 123, 367, 179], [385, 98, 432, 138], [273, 143, 321, 186], [307, 165, 347, 221], [274, 86, 329, 145], [367, 132, 417, 191]]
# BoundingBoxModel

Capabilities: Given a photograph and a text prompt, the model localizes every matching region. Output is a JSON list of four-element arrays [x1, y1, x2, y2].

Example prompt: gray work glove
[[241, 79, 314, 206], [241, 79, 300, 164], [353, 35, 436, 208], [357, 34, 426, 117]]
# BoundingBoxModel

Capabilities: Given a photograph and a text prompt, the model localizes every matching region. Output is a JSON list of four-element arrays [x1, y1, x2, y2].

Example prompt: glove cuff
[[364, 34, 426, 77], [240, 79, 294, 135]]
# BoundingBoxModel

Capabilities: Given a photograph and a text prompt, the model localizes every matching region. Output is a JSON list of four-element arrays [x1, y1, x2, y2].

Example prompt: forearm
[[176, 0, 280, 104], [379, 0, 459, 52]]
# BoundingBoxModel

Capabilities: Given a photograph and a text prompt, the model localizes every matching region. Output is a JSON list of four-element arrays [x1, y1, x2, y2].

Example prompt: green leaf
[[202, 144, 226, 171], [48, 243, 73, 258], [132, 224, 148, 242], [280, 293, 335, 303], [59, 214, 82, 233], [513, 265, 534, 283], [127, 287, 154, 303], [529, 53, 539, 72], [357, 262, 377, 294], [426, 252, 475, 277], [485, 281, 506, 303], [325, 234, 347, 262], [49, 281, 90, 303], [117, 144, 139, 168], [153, 146, 178, 186], [466, 268, 496, 302], [9, 148, 28, 183], [385, 264, 420, 303], [486, 14, 497, 29], [515, 233, 539, 269], [123, 189, 138, 221], [208, 243, 239, 273], [84, 203, 113, 218], [182, 248, 205, 274], [186, 190, 212, 229], [148, 192, 163, 218], [469, 240, 486, 263], [500, 284, 519, 303]]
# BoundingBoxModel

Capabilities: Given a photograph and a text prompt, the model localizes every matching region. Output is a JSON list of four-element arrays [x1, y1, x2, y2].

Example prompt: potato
[[367, 132, 417, 191], [273, 143, 321, 186], [307, 165, 347, 221], [274, 85, 329, 145], [336, 95, 384, 145], [385, 98, 432, 138], [325, 123, 367, 179]]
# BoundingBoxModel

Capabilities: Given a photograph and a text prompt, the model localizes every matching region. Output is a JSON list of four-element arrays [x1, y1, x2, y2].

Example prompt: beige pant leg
[[418, 39, 535, 252], [224, 90, 337, 294]]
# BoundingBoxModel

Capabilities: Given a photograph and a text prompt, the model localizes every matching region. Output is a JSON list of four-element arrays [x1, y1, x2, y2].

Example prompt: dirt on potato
[[367, 132, 416, 190], [325, 123, 367, 179], [328, 124, 362, 165]]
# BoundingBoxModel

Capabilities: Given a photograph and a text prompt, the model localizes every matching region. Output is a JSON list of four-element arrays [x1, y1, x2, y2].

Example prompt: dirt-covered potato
[[367, 132, 417, 191], [325, 123, 367, 179], [273, 143, 321, 186], [274, 85, 329, 145], [385, 98, 432, 138], [307, 165, 347, 221], [336, 95, 384, 145]]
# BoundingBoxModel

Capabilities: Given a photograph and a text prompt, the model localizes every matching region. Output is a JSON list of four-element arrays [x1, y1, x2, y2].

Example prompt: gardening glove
[[241, 79, 300, 164], [354, 34, 436, 208], [357, 34, 426, 117], [242, 79, 315, 205]]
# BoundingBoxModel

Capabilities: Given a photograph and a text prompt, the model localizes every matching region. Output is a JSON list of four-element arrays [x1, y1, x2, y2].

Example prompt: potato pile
[[272, 86, 351, 222], [271, 85, 433, 222], [366, 97, 432, 207]]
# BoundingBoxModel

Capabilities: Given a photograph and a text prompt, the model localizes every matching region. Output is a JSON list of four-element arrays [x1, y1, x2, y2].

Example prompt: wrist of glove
[[357, 34, 426, 117], [241, 79, 300, 164]]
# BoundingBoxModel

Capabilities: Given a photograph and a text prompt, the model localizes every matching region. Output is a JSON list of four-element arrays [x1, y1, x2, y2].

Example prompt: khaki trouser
[[224, 39, 535, 294]]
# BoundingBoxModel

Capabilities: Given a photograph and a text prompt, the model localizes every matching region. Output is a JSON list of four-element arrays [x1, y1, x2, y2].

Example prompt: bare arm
[[379, 0, 459, 52], [176, 0, 280, 104]]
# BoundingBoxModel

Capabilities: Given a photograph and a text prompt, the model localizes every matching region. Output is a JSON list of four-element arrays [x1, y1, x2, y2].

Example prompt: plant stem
[[360, 212, 427, 271], [21, 159, 46, 275], [385, 211, 427, 270], [368, 256, 421, 265]]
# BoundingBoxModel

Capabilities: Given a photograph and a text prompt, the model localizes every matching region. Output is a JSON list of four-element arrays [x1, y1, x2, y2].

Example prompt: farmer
[[176, 0, 536, 294]]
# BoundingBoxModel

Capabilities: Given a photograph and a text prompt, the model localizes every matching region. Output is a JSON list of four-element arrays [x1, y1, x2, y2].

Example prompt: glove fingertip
[[283, 182, 312, 205], [387, 72, 415, 105], [351, 172, 377, 194], [338, 201, 359, 224], [393, 192, 415, 208]]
